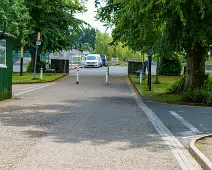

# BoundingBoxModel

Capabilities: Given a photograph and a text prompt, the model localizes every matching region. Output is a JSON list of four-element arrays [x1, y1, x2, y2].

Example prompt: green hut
[[0, 31, 16, 101]]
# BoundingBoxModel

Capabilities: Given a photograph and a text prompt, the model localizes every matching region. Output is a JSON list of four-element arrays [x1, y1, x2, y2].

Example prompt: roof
[[0, 31, 16, 40]]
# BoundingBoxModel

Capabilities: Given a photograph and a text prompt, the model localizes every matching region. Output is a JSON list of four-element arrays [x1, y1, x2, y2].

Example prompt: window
[[0, 40, 7, 68], [86, 56, 97, 60]]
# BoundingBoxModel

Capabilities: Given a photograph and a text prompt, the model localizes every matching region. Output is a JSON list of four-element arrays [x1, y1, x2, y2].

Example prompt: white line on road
[[13, 82, 57, 97], [169, 111, 201, 134], [15, 84, 41, 91], [129, 84, 201, 170]]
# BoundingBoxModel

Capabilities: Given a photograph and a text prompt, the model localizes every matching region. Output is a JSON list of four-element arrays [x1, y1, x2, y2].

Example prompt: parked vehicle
[[84, 54, 102, 68], [101, 55, 108, 67]]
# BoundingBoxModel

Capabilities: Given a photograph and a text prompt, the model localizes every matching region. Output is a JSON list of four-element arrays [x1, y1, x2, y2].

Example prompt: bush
[[166, 77, 185, 94], [203, 75, 212, 91], [183, 89, 212, 104], [159, 57, 182, 76], [26, 60, 48, 73]]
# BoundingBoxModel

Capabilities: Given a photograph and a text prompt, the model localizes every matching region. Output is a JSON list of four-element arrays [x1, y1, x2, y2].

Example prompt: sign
[[37, 32, 41, 42], [112, 58, 119, 62], [36, 41, 41, 46], [0, 40, 7, 68]]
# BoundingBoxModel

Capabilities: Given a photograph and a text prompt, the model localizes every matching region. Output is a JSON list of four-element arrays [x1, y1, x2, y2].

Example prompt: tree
[[96, 0, 212, 90], [77, 27, 97, 52], [0, 0, 30, 48], [24, 0, 85, 65], [94, 32, 141, 61]]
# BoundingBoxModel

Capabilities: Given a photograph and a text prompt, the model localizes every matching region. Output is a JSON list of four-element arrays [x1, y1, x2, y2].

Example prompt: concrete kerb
[[128, 76, 212, 169], [189, 134, 212, 170], [128, 76, 212, 107]]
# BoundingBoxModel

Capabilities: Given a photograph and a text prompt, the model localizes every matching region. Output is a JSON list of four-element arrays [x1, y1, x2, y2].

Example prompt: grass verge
[[13, 73, 67, 84], [130, 74, 184, 103]]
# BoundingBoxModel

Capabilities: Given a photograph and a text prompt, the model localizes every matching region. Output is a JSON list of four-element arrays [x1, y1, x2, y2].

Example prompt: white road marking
[[13, 82, 57, 97], [169, 111, 201, 134], [129, 85, 201, 170], [15, 84, 41, 91]]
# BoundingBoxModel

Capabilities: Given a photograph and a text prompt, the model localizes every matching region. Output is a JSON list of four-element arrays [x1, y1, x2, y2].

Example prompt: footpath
[[0, 75, 198, 169]]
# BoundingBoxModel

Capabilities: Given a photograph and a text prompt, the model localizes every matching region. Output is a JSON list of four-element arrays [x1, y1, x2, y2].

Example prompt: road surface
[[1, 68, 186, 169]]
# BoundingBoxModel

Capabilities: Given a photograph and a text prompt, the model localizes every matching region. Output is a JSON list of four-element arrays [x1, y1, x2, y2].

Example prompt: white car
[[85, 54, 102, 68]]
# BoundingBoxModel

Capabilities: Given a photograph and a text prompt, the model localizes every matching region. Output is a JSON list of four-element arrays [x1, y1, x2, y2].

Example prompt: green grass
[[12, 73, 67, 84], [130, 74, 184, 103]]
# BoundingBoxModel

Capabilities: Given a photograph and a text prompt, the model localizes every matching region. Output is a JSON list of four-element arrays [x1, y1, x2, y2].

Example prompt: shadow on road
[[0, 94, 169, 153]]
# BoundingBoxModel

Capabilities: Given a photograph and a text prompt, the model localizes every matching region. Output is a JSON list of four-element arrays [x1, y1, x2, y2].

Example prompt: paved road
[[69, 66, 128, 76], [12, 83, 54, 96], [69, 65, 157, 76], [1, 74, 183, 169], [144, 101, 212, 146]]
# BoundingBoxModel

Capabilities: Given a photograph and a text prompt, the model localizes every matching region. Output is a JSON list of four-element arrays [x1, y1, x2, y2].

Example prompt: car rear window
[[87, 56, 97, 60]]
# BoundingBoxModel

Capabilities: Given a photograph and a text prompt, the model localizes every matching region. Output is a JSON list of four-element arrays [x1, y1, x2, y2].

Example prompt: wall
[[0, 39, 13, 101]]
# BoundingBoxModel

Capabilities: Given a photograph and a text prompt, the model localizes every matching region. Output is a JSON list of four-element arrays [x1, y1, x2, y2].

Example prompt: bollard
[[76, 68, 79, 84], [40, 68, 43, 80], [140, 71, 142, 84], [106, 70, 108, 83]]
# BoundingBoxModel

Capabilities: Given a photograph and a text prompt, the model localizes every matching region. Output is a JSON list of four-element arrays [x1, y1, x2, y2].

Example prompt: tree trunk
[[184, 47, 206, 91]]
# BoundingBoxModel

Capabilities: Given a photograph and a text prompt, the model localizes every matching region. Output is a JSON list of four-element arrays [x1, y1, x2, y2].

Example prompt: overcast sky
[[76, 0, 110, 33]]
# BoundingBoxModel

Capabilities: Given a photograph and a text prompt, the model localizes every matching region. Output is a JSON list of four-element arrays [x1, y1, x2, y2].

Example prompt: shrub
[[26, 60, 48, 73], [183, 89, 212, 104], [203, 75, 212, 91], [166, 77, 185, 94], [159, 57, 182, 76]]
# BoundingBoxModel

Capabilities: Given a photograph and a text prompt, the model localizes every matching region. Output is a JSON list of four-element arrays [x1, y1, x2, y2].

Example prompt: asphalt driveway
[[1, 75, 181, 169]]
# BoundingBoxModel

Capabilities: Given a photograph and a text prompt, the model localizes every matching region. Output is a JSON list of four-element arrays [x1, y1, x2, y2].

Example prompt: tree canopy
[[1, 0, 86, 55], [94, 32, 141, 61], [96, 0, 212, 90], [24, 0, 85, 56], [0, 0, 30, 44], [77, 27, 97, 52]]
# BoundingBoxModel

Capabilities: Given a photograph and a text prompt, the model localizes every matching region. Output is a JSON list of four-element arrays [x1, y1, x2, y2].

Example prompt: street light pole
[[33, 45, 38, 78]]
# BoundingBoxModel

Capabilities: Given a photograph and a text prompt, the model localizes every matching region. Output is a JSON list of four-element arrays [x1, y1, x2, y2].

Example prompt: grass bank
[[13, 73, 67, 84], [130, 74, 183, 103]]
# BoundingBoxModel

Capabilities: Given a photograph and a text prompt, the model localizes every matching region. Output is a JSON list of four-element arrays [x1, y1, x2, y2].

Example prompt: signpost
[[33, 32, 41, 79]]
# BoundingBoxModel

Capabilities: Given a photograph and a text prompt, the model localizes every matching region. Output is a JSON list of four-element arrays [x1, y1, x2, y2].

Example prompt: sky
[[76, 0, 110, 33]]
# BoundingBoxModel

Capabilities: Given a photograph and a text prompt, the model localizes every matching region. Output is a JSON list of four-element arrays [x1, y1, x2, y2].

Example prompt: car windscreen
[[87, 56, 97, 60]]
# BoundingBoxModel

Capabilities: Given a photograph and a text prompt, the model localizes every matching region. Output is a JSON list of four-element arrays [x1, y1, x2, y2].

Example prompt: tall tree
[[96, 0, 212, 90], [24, 0, 85, 64], [77, 27, 97, 52]]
